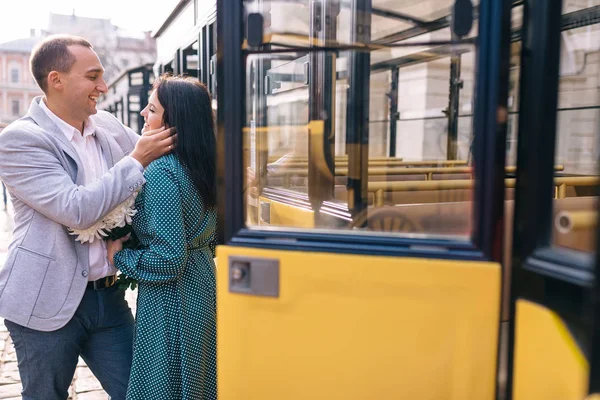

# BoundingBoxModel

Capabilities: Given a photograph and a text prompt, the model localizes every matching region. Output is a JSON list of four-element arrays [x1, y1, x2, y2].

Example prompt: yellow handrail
[[268, 160, 468, 169], [368, 176, 599, 206], [555, 211, 598, 233], [268, 165, 565, 180], [267, 156, 404, 162]]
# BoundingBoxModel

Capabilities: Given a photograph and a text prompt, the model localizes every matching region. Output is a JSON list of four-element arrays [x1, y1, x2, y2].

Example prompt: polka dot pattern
[[114, 154, 217, 400]]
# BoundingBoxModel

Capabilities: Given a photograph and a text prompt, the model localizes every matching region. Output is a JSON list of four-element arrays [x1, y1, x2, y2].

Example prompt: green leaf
[[115, 273, 138, 291]]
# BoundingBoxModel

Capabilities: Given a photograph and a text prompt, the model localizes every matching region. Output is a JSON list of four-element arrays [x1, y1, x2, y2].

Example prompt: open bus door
[[216, 0, 600, 397], [215, 0, 516, 398], [506, 0, 600, 399]]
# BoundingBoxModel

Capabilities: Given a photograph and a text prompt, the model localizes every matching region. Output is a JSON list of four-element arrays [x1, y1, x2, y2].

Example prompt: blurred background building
[[0, 11, 156, 125], [0, 32, 42, 125]]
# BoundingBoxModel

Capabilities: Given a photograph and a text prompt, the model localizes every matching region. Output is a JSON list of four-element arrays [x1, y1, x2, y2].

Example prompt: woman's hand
[[107, 234, 130, 266]]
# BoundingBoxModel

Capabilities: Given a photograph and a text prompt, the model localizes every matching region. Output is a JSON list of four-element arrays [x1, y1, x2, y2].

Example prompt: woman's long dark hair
[[154, 74, 216, 208]]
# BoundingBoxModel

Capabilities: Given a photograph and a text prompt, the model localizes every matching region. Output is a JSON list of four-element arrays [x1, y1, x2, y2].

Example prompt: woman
[[108, 74, 217, 400]]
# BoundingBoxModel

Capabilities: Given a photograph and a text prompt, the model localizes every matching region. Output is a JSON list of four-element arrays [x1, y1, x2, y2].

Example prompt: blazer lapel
[[94, 128, 125, 168], [28, 97, 85, 184], [94, 130, 115, 168]]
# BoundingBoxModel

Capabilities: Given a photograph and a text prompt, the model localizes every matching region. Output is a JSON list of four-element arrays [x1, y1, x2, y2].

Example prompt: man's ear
[[47, 71, 62, 91]]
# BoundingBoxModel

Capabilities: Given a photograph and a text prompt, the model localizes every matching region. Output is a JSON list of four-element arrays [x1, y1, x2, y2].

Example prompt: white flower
[[68, 190, 140, 244]]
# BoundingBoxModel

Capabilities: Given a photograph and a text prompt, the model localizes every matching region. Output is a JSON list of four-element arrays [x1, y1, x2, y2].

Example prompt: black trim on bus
[[523, 248, 595, 287], [471, 0, 511, 262], [219, 0, 510, 262], [388, 66, 399, 157], [511, 5, 600, 42], [249, 39, 476, 54], [590, 196, 600, 393], [506, 1, 563, 397], [230, 228, 485, 260], [371, 7, 428, 26], [217, 0, 245, 244], [505, 0, 600, 398], [345, 0, 371, 226], [471, 2, 512, 397]]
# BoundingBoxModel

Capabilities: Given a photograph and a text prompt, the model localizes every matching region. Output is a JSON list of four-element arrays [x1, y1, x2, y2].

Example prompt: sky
[[0, 0, 173, 44]]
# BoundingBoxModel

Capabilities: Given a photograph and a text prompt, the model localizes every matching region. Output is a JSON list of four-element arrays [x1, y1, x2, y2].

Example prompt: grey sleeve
[[0, 129, 146, 230]]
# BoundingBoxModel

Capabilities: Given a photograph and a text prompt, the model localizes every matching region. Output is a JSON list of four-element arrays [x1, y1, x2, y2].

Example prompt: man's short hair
[[30, 34, 93, 93]]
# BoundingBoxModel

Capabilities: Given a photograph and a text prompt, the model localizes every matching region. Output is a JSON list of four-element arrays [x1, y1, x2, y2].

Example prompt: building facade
[[46, 12, 157, 84], [0, 34, 43, 125], [0, 12, 157, 126], [99, 64, 154, 134]]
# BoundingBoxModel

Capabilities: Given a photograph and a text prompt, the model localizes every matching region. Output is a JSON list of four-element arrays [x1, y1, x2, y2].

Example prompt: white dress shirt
[[40, 99, 117, 281]]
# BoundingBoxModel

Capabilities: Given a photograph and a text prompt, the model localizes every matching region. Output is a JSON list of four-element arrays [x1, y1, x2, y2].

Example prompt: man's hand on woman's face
[[130, 126, 177, 167]]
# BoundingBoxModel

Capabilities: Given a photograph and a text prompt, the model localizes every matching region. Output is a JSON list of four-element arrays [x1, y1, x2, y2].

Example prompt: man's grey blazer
[[0, 97, 146, 331]]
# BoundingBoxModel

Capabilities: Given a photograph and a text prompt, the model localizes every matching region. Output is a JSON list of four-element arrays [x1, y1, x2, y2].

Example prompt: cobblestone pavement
[[0, 200, 138, 399]]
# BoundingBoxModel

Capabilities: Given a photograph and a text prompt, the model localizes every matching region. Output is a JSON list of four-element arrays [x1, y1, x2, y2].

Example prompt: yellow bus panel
[[217, 246, 500, 399], [513, 300, 589, 400]]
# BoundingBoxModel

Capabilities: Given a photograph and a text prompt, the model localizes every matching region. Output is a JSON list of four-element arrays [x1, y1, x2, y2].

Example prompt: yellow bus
[[213, 0, 600, 399]]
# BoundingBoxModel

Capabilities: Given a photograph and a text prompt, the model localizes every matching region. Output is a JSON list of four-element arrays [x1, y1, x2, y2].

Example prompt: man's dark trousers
[[4, 284, 134, 400]]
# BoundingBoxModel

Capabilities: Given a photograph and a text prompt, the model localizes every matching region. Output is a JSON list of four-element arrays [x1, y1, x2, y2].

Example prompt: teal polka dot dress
[[114, 154, 217, 400]]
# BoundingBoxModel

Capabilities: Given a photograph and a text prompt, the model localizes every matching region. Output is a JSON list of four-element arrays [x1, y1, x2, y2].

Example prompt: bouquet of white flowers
[[68, 190, 140, 290], [68, 192, 139, 243]]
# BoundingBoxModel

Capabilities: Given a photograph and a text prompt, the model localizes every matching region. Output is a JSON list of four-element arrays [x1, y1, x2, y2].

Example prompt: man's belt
[[87, 275, 117, 290]]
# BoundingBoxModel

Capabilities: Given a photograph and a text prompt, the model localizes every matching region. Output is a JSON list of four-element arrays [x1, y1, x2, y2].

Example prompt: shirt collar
[[39, 98, 96, 141]]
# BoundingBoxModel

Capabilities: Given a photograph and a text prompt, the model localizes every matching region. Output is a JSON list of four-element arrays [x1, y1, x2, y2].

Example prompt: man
[[0, 124, 6, 211], [0, 35, 175, 399], [1, 182, 6, 211]]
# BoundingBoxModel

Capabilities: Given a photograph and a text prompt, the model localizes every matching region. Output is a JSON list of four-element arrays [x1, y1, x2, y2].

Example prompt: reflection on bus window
[[552, 9, 599, 254], [242, 0, 484, 238]]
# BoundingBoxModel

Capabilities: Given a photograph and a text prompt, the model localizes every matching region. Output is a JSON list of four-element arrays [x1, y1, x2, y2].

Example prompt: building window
[[11, 69, 19, 83], [11, 100, 20, 116]]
